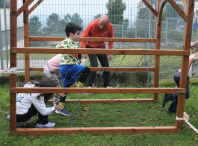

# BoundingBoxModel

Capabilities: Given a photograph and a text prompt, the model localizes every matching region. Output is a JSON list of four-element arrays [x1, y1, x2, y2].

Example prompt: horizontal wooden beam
[[11, 48, 190, 56], [17, 0, 34, 17], [168, 0, 187, 22], [48, 99, 155, 104], [10, 87, 186, 94], [28, 0, 43, 15], [30, 67, 155, 72], [12, 126, 181, 135], [29, 37, 156, 43], [142, 0, 157, 16]]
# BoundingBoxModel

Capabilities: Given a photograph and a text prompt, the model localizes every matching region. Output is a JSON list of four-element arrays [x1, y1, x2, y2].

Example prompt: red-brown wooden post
[[176, 0, 195, 129], [153, 0, 162, 102], [10, 0, 17, 133], [23, 0, 30, 83]]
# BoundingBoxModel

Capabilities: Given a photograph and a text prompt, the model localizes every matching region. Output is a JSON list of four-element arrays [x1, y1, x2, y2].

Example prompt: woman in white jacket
[[7, 78, 63, 128]]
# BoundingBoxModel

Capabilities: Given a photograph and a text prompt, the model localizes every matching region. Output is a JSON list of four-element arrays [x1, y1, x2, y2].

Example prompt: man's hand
[[107, 54, 112, 61], [188, 80, 191, 85], [83, 54, 88, 58]]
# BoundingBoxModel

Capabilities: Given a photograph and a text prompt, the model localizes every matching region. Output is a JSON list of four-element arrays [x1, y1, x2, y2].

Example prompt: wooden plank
[[13, 126, 181, 135], [28, 0, 43, 15], [10, 0, 17, 133], [176, 0, 195, 129], [153, 0, 162, 102], [11, 48, 190, 56], [48, 99, 155, 104], [17, 0, 34, 17], [23, 0, 30, 83], [142, 0, 157, 16], [30, 67, 155, 72], [168, 0, 187, 22], [29, 37, 156, 42], [10, 87, 186, 94], [158, 0, 167, 25]]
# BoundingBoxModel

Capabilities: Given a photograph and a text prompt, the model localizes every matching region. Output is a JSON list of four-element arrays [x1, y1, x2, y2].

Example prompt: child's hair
[[30, 78, 58, 102], [65, 22, 82, 37]]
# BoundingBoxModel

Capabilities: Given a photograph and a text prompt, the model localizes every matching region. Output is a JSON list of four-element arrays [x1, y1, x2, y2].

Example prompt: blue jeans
[[168, 72, 189, 112], [59, 64, 85, 87]]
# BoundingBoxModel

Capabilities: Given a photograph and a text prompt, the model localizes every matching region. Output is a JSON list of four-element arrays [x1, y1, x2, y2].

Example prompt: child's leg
[[162, 72, 180, 107], [37, 113, 49, 124], [77, 67, 91, 88], [59, 85, 70, 106], [16, 104, 39, 122], [168, 72, 190, 112]]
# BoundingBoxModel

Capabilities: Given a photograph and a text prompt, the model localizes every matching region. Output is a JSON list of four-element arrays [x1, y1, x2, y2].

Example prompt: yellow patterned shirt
[[56, 38, 78, 65]]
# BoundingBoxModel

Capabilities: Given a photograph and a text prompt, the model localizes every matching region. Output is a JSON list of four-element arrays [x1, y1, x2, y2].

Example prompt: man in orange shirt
[[80, 15, 114, 88]]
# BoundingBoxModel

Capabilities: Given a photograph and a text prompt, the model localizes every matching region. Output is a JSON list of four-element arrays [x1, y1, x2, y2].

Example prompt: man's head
[[65, 22, 82, 41], [98, 15, 109, 30]]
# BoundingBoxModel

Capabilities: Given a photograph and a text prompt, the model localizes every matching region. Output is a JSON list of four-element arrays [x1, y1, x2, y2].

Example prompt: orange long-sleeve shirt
[[80, 18, 114, 49]]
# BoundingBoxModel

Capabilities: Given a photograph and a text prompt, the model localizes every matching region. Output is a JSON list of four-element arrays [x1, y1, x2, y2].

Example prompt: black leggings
[[17, 104, 48, 124], [60, 66, 90, 102]]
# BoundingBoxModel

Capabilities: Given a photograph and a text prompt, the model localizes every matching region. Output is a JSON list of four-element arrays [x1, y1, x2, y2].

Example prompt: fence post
[[4, 1, 8, 68], [148, 0, 153, 87], [135, 23, 137, 38], [166, 18, 168, 42], [144, 7, 148, 65], [0, 10, 3, 70]]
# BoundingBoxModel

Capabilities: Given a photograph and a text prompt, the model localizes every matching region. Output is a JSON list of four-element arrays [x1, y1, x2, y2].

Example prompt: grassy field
[[1, 84, 198, 145]]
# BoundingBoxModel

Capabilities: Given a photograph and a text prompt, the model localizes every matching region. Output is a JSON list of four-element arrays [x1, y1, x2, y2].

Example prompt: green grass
[[1, 84, 198, 145]]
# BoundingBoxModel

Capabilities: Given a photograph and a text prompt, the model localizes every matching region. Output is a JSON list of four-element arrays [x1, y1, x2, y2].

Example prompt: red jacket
[[80, 18, 114, 49]]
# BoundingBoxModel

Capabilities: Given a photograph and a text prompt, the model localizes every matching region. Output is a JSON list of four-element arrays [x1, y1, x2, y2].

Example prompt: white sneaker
[[36, 122, 55, 128]]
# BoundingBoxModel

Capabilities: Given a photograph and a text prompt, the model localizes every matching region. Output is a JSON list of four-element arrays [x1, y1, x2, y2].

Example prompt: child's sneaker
[[17, 122, 26, 127], [7, 115, 10, 120], [55, 108, 71, 116], [36, 122, 55, 128], [7, 115, 26, 127]]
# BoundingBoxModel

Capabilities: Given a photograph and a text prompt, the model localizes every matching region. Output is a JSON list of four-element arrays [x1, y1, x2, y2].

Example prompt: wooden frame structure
[[9, 0, 194, 135]]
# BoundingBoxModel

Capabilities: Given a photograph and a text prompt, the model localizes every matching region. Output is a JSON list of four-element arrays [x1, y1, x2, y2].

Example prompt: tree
[[57, 19, 67, 35], [29, 16, 42, 36], [0, 0, 10, 8], [106, 0, 126, 25], [165, 2, 184, 18], [42, 13, 60, 36], [64, 13, 83, 28], [93, 14, 102, 20], [136, 1, 183, 20], [136, 1, 157, 19]]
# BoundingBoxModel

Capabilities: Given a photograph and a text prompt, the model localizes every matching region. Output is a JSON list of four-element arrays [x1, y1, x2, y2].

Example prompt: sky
[[17, 0, 141, 28]]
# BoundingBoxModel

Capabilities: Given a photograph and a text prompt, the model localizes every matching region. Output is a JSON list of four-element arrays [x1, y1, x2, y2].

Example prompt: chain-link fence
[[1, 0, 198, 81]]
